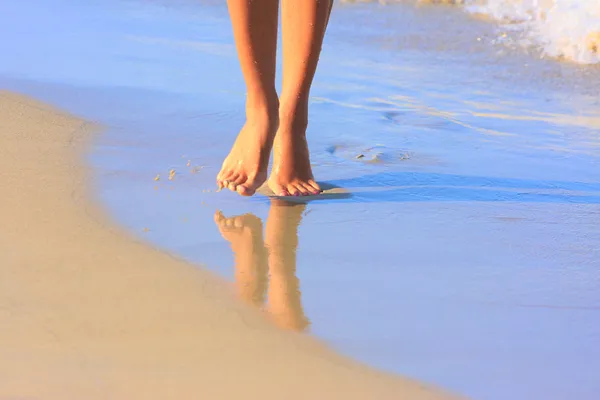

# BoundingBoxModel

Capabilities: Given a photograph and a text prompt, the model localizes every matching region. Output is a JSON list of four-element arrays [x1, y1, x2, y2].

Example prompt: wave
[[342, 0, 600, 64], [462, 0, 600, 64]]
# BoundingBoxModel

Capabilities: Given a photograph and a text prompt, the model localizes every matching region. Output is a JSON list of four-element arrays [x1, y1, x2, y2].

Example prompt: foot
[[217, 110, 277, 196], [268, 118, 321, 197]]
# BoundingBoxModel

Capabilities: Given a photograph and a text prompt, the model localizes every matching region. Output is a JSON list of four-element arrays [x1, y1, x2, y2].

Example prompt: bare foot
[[214, 211, 268, 306], [268, 116, 321, 197], [217, 111, 277, 196]]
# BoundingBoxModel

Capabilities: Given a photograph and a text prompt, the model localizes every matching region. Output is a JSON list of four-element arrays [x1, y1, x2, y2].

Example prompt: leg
[[218, 0, 280, 196], [264, 201, 310, 331], [268, 0, 333, 197]]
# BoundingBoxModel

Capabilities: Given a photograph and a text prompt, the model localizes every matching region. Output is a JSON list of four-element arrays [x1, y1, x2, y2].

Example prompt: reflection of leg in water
[[214, 204, 310, 332], [264, 200, 310, 332], [214, 212, 268, 307]]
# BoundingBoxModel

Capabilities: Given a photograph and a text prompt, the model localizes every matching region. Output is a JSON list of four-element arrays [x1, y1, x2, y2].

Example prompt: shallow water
[[2, 1, 600, 399]]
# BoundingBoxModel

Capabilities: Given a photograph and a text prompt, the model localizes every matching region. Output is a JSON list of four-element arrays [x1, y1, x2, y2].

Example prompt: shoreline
[[0, 90, 456, 398]]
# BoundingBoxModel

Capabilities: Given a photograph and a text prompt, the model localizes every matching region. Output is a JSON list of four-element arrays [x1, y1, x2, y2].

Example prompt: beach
[[0, 91, 454, 398], [1, 0, 600, 399]]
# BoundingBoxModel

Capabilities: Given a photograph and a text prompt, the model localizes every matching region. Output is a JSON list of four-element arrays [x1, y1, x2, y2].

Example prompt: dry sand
[[0, 91, 456, 399]]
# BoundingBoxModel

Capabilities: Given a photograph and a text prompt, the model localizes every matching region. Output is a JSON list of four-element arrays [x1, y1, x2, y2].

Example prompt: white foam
[[341, 0, 600, 64], [464, 0, 600, 64]]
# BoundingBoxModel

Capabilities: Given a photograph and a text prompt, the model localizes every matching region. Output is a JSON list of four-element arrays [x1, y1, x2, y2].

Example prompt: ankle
[[246, 107, 278, 128], [246, 90, 279, 121], [278, 100, 308, 133]]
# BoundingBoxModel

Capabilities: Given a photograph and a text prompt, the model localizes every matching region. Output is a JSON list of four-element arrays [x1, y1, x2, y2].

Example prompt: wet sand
[[0, 91, 456, 399]]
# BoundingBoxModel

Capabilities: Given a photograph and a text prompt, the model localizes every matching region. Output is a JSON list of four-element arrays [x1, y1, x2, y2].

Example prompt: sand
[[0, 91, 456, 399]]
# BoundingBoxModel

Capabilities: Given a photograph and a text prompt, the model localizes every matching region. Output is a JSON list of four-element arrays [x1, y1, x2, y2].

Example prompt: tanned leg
[[218, 0, 280, 196], [268, 0, 333, 196]]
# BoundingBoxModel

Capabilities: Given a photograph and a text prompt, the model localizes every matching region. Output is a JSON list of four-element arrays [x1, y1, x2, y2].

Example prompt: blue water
[[2, 1, 600, 399]]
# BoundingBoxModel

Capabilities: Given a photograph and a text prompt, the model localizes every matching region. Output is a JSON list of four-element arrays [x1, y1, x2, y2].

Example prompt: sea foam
[[463, 0, 600, 64], [342, 0, 600, 64]]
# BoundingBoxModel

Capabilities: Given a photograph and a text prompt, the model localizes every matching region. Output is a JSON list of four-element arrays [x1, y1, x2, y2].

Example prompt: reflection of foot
[[217, 111, 277, 197], [268, 110, 321, 197], [214, 211, 268, 306]]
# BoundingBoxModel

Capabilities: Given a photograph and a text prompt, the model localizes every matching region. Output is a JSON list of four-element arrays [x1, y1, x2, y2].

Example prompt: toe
[[227, 174, 241, 192], [219, 178, 232, 191], [268, 181, 289, 197], [307, 179, 321, 193], [218, 170, 234, 186], [288, 185, 301, 197], [296, 183, 311, 196], [216, 169, 225, 182], [300, 182, 316, 196], [237, 185, 255, 197], [237, 174, 264, 197]]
